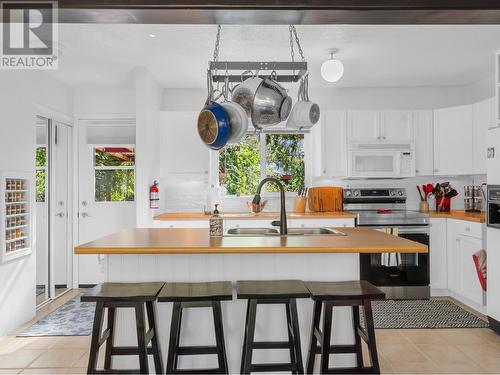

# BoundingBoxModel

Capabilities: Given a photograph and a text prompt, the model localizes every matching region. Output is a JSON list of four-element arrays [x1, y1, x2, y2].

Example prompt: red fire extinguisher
[[150, 180, 159, 209]]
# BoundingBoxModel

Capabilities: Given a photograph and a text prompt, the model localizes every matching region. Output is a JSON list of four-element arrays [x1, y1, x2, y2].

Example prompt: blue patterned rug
[[18, 294, 95, 336]]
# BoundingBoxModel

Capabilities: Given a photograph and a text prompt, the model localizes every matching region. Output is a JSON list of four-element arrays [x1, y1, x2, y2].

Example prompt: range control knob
[[345, 190, 352, 197], [353, 190, 360, 197], [397, 190, 404, 196], [390, 190, 396, 196]]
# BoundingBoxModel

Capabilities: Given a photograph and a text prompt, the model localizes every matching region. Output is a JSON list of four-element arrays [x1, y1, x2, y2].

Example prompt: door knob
[[55, 212, 65, 218], [81, 212, 91, 218]]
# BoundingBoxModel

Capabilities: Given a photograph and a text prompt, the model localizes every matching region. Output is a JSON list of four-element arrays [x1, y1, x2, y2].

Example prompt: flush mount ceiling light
[[149, 34, 156, 38], [321, 48, 344, 83]]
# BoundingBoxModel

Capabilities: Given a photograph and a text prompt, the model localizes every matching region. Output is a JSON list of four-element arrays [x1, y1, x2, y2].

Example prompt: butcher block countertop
[[430, 210, 485, 223], [154, 211, 357, 221], [74, 228, 427, 255]]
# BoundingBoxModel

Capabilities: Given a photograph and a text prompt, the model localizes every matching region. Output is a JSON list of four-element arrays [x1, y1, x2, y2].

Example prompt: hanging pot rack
[[208, 24, 308, 84], [209, 61, 308, 83]]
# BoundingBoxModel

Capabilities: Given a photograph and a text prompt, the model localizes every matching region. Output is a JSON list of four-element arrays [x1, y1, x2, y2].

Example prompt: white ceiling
[[51, 24, 500, 89]]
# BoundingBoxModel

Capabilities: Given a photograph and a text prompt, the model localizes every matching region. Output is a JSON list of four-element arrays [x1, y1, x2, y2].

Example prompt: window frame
[[217, 131, 309, 198], [92, 144, 136, 204]]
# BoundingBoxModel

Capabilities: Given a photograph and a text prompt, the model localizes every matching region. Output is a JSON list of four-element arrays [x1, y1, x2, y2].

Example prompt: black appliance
[[344, 188, 430, 299], [487, 185, 500, 229]]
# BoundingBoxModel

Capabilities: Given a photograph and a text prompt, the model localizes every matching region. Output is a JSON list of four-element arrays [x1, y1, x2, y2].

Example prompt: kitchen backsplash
[[159, 175, 486, 213]]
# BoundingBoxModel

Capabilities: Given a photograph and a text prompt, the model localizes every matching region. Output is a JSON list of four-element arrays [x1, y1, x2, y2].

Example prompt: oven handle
[[370, 226, 430, 235]]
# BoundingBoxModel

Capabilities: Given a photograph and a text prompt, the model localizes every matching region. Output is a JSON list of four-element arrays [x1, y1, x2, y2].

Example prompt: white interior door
[[51, 122, 73, 297], [77, 119, 136, 285]]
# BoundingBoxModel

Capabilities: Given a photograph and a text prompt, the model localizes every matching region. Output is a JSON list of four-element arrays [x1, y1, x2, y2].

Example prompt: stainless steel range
[[344, 188, 430, 299]]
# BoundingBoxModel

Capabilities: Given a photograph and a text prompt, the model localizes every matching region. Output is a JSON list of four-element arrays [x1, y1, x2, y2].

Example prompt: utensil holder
[[419, 201, 430, 213], [293, 197, 307, 214], [435, 197, 451, 212]]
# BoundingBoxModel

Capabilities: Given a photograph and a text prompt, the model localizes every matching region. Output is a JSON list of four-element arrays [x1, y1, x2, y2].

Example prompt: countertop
[[429, 210, 485, 223], [153, 211, 357, 221], [74, 227, 427, 255]]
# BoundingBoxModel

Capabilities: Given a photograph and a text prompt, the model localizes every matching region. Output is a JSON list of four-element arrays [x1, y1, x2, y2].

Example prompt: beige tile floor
[[1, 290, 500, 374]]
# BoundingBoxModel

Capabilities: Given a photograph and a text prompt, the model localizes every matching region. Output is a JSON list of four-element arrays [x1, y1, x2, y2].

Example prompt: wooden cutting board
[[308, 187, 343, 212]]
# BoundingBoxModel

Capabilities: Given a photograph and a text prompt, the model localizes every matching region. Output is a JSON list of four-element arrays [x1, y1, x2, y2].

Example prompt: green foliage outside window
[[219, 135, 260, 196], [35, 147, 46, 202], [266, 134, 305, 192], [94, 147, 135, 202], [219, 133, 305, 196]]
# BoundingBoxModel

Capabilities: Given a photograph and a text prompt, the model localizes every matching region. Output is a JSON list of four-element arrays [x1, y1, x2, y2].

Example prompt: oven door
[[360, 226, 429, 287]]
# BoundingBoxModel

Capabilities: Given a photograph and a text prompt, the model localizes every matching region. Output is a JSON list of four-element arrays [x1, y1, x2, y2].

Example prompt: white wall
[[135, 68, 162, 227], [74, 86, 135, 115], [0, 71, 73, 336], [467, 74, 495, 103]]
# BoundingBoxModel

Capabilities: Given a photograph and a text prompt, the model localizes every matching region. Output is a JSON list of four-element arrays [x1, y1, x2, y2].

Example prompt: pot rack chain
[[209, 24, 308, 83]]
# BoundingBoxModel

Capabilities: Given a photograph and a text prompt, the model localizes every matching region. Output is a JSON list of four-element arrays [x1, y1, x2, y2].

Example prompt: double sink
[[225, 227, 347, 237]]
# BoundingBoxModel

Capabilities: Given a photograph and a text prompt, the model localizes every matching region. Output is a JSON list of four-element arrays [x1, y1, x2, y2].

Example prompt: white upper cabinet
[[347, 111, 380, 143], [380, 111, 414, 143], [472, 97, 495, 175], [433, 105, 473, 176], [315, 111, 348, 177], [159, 111, 210, 176], [414, 110, 434, 176], [347, 110, 413, 144]]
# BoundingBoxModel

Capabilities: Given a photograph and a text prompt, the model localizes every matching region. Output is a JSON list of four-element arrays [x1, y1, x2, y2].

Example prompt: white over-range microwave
[[347, 144, 415, 178]]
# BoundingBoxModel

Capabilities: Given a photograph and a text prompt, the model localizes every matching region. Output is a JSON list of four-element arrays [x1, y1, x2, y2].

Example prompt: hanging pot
[[197, 71, 230, 150], [251, 73, 292, 128], [231, 71, 263, 117], [232, 71, 292, 129], [287, 74, 320, 130], [221, 75, 248, 144]]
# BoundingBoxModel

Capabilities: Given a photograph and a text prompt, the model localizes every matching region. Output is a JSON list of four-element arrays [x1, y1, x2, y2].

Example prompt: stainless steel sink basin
[[226, 228, 279, 236], [225, 227, 346, 236], [287, 227, 347, 236]]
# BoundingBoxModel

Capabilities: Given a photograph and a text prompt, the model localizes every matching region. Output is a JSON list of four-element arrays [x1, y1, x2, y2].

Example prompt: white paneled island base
[[105, 252, 360, 372]]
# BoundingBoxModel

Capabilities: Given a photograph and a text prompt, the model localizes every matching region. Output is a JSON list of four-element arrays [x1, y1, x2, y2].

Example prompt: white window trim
[[93, 146, 136, 203], [216, 131, 310, 198]]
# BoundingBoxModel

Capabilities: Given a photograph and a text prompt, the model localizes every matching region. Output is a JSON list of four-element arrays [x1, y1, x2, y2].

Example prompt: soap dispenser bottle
[[209, 204, 223, 237]]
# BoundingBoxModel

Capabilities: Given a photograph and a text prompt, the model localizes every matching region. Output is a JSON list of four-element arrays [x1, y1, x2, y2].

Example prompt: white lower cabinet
[[155, 217, 355, 231], [446, 219, 486, 308], [430, 218, 447, 290], [430, 218, 486, 310]]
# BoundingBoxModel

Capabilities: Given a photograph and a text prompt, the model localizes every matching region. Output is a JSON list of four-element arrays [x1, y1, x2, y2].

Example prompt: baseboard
[[488, 316, 500, 334]]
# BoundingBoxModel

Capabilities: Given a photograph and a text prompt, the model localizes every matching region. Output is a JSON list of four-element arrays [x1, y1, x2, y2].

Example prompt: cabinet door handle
[[465, 226, 470, 231], [382, 136, 386, 140], [434, 169, 439, 173]]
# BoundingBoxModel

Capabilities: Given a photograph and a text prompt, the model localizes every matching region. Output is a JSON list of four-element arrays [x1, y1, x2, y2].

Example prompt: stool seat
[[236, 280, 310, 299], [158, 281, 232, 302], [305, 280, 385, 301], [81, 282, 165, 302]]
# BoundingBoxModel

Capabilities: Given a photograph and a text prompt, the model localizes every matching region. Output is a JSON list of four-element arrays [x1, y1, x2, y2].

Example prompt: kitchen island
[[75, 228, 426, 372]]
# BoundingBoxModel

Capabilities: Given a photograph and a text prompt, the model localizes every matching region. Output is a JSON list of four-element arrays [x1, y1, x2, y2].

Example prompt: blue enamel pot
[[197, 102, 230, 150]]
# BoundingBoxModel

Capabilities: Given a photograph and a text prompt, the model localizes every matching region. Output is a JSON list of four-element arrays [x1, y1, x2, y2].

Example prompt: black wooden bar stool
[[236, 280, 311, 374], [158, 281, 232, 374], [81, 282, 165, 374], [304, 280, 385, 375]]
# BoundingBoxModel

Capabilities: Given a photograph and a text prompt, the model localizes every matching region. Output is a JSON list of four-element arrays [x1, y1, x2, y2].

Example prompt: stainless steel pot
[[232, 71, 292, 129]]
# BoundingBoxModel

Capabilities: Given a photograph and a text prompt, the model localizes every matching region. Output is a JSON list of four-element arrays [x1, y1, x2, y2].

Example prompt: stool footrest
[[168, 368, 225, 374], [111, 346, 155, 356], [329, 345, 357, 354], [251, 341, 292, 350], [321, 366, 379, 374], [93, 369, 142, 374], [250, 363, 297, 372], [176, 345, 219, 355]]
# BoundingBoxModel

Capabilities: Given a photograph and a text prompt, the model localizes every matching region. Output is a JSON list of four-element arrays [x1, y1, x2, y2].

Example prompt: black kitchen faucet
[[252, 177, 288, 235]]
